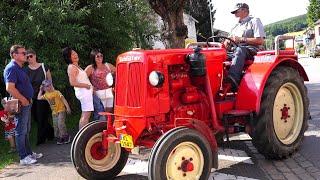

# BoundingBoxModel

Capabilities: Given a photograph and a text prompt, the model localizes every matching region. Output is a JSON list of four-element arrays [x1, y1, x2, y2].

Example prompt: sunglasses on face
[[27, 55, 34, 59], [96, 54, 103, 58]]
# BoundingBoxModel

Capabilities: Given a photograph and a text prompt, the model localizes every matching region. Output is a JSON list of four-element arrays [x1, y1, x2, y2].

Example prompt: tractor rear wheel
[[72, 121, 129, 179], [148, 128, 212, 180], [252, 67, 309, 159]]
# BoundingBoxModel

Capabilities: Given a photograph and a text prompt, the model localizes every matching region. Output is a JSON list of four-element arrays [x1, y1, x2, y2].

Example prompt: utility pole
[[207, 0, 214, 36]]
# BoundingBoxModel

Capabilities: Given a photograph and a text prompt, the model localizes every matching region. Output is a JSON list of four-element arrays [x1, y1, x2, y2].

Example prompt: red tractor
[[71, 35, 309, 180]]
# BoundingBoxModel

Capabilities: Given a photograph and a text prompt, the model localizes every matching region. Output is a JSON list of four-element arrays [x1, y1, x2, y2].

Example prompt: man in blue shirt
[[4, 45, 42, 165]]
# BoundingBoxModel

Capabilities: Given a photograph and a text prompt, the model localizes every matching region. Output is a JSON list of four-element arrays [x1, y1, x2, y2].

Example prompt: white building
[[152, 13, 198, 49]]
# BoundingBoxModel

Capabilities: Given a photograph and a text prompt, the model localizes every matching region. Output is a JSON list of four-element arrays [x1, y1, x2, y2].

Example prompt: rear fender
[[235, 58, 308, 114], [175, 119, 218, 168]]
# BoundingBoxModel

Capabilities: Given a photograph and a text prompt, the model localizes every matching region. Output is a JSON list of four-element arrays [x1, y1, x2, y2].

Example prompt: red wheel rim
[[90, 142, 106, 160]]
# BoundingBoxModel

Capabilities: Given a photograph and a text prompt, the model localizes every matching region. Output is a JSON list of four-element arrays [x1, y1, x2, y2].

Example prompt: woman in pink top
[[85, 49, 115, 113]]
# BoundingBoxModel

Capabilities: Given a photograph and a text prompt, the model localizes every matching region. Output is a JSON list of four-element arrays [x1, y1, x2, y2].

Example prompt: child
[[38, 80, 71, 145], [0, 99, 16, 153]]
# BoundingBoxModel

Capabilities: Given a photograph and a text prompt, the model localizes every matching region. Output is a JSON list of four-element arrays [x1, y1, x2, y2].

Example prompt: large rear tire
[[72, 121, 129, 179], [148, 128, 212, 180], [252, 67, 309, 159]]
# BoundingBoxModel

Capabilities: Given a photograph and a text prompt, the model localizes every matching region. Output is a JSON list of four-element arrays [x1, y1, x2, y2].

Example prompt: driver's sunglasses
[[27, 55, 34, 59]]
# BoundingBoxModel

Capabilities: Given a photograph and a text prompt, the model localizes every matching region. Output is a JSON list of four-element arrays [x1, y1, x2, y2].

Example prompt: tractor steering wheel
[[206, 35, 238, 51], [206, 35, 239, 61]]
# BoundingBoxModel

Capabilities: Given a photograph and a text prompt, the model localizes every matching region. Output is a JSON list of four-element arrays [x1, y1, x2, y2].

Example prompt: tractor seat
[[223, 60, 254, 67]]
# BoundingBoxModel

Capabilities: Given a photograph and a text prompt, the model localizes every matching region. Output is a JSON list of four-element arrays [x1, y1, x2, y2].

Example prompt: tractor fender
[[235, 58, 308, 114], [175, 119, 218, 169]]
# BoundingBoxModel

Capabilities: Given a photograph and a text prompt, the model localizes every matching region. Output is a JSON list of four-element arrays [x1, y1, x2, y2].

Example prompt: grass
[[0, 112, 81, 170]]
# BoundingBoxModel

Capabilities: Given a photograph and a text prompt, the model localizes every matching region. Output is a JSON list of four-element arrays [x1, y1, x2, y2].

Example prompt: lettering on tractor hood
[[119, 55, 142, 62]]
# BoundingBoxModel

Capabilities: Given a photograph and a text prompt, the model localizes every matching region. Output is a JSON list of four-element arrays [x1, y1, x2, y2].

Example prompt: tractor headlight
[[106, 73, 114, 87], [148, 71, 164, 87]]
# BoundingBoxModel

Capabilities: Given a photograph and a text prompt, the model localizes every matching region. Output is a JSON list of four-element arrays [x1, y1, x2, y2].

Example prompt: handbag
[[2, 97, 20, 114]]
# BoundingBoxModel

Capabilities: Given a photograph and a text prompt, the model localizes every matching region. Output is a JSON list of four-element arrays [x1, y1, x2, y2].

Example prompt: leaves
[[0, 0, 158, 103], [307, 0, 320, 27]]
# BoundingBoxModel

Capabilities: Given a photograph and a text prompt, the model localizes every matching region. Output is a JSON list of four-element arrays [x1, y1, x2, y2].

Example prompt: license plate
[[120, 134, 134, 149]]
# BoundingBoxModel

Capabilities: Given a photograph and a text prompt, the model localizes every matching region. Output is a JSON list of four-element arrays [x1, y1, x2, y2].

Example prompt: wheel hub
[[273, 82, 304, 145], [180, 158, 194, 172], [280, 104, 291, 122], [90, 142, 107, 160], [85, 133, 121, 172], [166, 142, 204, 180]]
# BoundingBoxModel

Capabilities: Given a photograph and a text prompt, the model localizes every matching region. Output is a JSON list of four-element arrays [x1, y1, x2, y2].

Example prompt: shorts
[[5, 128, 15, 139], [75, 88, 94, 111], [95, 88, 114, 108]]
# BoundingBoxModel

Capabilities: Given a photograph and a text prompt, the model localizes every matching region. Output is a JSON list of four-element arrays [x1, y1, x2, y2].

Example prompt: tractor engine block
[[168, 64, 210, 125]]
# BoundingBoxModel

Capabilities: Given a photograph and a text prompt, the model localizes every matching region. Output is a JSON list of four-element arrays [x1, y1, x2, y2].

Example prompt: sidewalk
[[0, 136, 147, 180], [0, 140, 83, 180]]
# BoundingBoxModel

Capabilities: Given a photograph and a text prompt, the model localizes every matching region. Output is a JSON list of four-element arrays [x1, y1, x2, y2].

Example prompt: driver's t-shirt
[[230, 16, 266, 48]]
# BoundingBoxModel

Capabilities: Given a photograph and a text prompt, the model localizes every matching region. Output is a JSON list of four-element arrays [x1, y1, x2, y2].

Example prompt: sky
[[213, 0, 310, 33]]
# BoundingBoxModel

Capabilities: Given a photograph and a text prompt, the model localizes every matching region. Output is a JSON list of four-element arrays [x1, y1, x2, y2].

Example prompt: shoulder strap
[[41, 63, 47, 80], [245, 17, 253, 29]]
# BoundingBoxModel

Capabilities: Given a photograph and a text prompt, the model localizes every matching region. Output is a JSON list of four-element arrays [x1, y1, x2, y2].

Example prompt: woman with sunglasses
[[85, 49, 115, 113], [25, 49, 54, 145]]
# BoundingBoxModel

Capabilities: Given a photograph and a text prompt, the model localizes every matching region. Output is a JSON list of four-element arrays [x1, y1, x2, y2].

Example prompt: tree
[[307, 0, 320, 27], [0, 0, 158, 105], [185, 0, 213, 41], [148, 0, 188, 48]]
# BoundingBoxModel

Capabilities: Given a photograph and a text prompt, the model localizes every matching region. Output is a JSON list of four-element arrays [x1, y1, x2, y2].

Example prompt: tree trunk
[[149, 0, 188, 48]]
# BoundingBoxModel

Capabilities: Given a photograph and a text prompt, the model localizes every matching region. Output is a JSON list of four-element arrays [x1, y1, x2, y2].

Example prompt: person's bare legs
[[79, 111, 92, 130], [8, 136, 15, 149], [105, 107, 113, 113]]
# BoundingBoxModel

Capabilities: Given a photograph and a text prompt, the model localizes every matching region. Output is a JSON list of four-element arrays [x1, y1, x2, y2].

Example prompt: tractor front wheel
[[252, 67, 309, 159], [71, 121, 99, 167], [72, 121, 128, 179], [148, 128, 212, 180]]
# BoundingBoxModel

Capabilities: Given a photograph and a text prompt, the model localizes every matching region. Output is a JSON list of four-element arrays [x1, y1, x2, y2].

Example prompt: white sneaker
[[20, 156, 37, 165], [30, 152, 43, 159]]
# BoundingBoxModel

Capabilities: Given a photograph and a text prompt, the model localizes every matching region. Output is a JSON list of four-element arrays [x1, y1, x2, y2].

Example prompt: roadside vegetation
[[264, 14, 308, 49]]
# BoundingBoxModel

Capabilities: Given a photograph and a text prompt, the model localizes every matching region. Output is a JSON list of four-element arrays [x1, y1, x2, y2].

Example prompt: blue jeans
[[93, 94, 105, 121], [228, 46, 254, 85], [15, 105, 32, 160]]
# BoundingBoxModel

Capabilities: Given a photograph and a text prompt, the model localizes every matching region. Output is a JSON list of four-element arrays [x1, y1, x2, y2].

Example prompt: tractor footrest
[[224, 110, 252, 117], [222, 110, 254, 148]]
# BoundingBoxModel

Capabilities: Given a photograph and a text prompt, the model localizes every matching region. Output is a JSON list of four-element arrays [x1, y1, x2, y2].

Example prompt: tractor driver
[[225, 3, 266, 91]]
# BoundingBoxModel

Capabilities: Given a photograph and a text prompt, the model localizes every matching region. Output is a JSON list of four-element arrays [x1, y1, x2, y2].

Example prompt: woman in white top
[[63, 47, 93, 129]]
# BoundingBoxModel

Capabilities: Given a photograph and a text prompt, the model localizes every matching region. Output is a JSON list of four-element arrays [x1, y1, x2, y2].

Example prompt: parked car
[[310, 44, 320, 58]]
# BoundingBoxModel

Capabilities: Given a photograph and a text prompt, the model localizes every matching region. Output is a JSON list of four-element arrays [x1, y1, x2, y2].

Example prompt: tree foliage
[[307, 0, 320, 27], [265, 14, 308, 37], [0, 0, 157, 100]]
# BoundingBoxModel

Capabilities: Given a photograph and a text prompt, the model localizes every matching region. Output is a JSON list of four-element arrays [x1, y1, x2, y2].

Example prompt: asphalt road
[[0, 56, 320, 180]]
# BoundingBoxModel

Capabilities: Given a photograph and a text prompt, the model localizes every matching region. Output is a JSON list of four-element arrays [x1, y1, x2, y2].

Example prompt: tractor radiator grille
[[116, 62, 143, 107]]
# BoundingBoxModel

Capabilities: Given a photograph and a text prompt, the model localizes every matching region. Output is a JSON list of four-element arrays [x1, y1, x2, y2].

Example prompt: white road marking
[[218, 149, 254, 164]]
